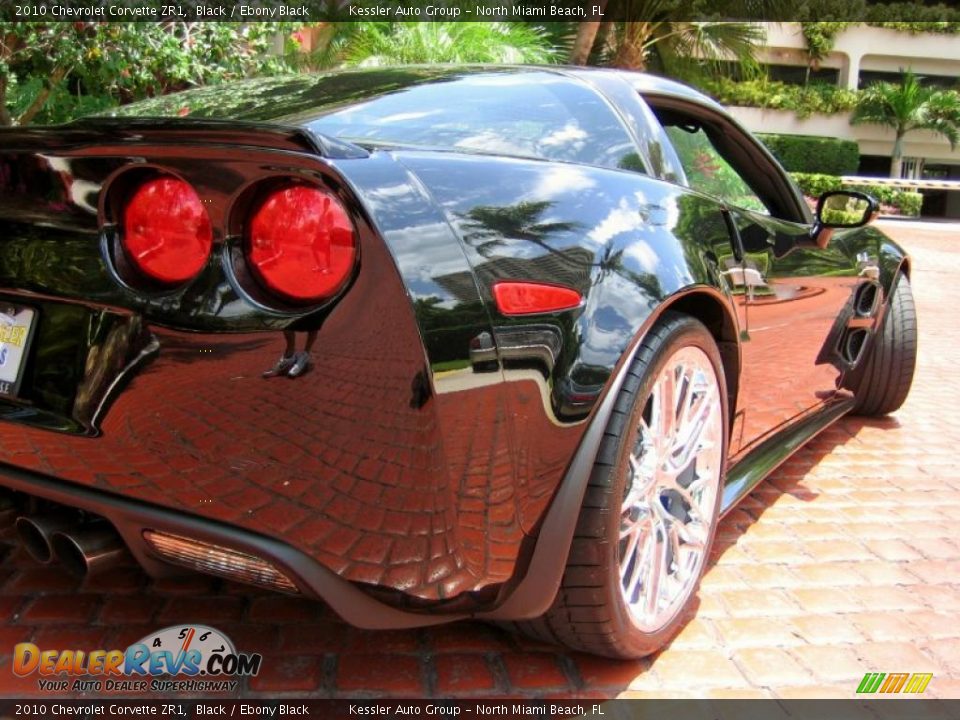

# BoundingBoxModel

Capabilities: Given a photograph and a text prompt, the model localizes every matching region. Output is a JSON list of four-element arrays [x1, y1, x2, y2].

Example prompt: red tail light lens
[[122, 176, 212, 284], [493, 281, 582, 315], [247, 185, 356, 303]]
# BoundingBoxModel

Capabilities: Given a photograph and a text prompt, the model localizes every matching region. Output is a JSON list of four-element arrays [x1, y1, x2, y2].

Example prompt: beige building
[[726, 23, 960, 216]]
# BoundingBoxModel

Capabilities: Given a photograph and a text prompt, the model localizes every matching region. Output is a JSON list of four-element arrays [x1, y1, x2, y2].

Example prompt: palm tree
[[610, 19, 764, 78], [851, 70, 960, 178], [565, 0, 796, 80]]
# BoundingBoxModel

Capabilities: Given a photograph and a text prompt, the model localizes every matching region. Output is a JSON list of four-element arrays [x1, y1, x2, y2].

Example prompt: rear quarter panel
[[360, 150, 742, 544]]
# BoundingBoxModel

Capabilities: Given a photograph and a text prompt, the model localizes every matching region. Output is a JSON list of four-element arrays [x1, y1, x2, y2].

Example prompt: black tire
[[511, 312, 728, 659], [853, 274, 917, 416]]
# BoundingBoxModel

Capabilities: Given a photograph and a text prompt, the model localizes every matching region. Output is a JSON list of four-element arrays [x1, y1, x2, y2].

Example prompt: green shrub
[[699, 77, 859, 118], [759, 133, 860, 175], [865, 4, 960, 30], [846, 183, 892, 204], [790, 172, 844, 197], [845, 184, 922, 216], [791, 173, 923, 217], [890, 190, 923, 216], [801, 23, 848, 62]]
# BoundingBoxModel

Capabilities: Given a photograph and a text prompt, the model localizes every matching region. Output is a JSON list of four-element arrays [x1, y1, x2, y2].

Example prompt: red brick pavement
[[1, 221, 958, 699]]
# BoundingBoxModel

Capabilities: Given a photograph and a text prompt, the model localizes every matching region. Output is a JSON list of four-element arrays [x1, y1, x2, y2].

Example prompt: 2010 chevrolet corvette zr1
[[0, 67, 916, 658]]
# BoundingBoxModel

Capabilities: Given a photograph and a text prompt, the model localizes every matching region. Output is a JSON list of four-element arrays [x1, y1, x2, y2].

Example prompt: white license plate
[[0, 306, 36, 396]]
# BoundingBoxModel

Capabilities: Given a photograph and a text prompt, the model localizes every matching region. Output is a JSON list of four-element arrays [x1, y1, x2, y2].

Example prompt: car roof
[[559, 66, 725, 111], [97, 65, 725, 126]]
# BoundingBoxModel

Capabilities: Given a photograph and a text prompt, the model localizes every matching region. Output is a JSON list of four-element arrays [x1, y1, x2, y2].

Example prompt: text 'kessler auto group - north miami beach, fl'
[[348, 4, 605, 18]]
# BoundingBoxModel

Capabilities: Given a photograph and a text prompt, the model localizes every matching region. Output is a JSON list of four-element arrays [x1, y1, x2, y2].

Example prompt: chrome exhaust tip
[[14, 513, 78, 564], [51, 523, 128, 578]]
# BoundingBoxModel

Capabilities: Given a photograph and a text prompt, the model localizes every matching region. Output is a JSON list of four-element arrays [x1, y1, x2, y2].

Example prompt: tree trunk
[[569, 22, 602, 65], [16, 65, 70, 126], [612, 22, 651, 70], [889, 132, 905, 178], [0, 75, 12, 127]]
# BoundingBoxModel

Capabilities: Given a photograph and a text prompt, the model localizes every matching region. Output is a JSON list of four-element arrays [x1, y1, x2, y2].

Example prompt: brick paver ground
[[1, 221, 958, 699]]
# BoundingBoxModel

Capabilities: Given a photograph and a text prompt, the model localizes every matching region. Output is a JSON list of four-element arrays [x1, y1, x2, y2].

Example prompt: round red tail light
[[246, 185, 356, 303], [121, 176, 212, 284]]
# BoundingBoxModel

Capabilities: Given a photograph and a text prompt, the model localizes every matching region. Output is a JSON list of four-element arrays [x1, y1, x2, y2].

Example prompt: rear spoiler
[[0, 117, 369, 160]]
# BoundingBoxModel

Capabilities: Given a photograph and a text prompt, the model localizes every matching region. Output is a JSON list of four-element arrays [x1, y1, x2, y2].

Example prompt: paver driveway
[[0, 221, 958, 700]]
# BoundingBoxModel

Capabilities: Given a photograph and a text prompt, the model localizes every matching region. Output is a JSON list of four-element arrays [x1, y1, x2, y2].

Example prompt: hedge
[[759, 133, 860, 175], [699, 77, 860, 118], [790, 172, 843, 197], [791, 172, 923, 217]]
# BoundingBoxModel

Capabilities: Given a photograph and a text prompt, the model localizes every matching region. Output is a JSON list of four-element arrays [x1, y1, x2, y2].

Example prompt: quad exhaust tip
[[51, 523, 128, 578], [14, 512, 128, 577], [14, 512, 77, 564]]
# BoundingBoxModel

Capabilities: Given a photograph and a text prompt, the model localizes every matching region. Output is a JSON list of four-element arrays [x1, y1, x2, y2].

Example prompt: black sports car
[[0, 66, 916, 658]]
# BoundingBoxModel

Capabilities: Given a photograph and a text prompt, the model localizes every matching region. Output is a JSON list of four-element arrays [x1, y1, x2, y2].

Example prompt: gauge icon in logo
[[136, 625, 235, 674]]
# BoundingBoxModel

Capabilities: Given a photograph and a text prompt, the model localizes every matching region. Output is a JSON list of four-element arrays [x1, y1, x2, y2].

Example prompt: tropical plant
[[564, 0, 796, 81], [800, 22, 847, 84], [610, 18, 764, 79], [699, 76, 859, 118], [304, 22, 558, 69], [851, 70, 960, 177], [1, 22, 302, 126]]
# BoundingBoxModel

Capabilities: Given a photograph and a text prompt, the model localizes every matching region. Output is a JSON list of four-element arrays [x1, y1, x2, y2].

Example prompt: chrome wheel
[[619, 345, 723, 632]]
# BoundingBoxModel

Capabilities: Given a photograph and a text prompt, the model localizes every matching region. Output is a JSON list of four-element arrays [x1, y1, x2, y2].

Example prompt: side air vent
[[854, 282, 880, 318], [841, 328, 869, 365]]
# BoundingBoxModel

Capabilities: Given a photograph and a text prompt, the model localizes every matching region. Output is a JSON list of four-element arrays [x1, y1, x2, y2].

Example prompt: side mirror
[[811, 190, 879, 248]]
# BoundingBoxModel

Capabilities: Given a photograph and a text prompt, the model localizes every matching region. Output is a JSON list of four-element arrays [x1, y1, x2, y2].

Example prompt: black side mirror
[[812, 190, 879, 248]]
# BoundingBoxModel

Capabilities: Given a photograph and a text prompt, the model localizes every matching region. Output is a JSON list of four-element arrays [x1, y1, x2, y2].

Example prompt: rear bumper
[[0, 321, 631, 627], [0, 460, 469, 629], [1, 323, 623, 624]]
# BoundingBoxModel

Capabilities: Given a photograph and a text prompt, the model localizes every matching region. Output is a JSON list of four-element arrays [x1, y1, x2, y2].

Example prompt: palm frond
[[656, 21, 764, 81], [339, 22, 558, 67]]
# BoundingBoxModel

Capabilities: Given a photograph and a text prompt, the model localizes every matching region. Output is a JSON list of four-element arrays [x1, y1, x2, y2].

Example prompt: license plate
[[0, 305, 37, 398]]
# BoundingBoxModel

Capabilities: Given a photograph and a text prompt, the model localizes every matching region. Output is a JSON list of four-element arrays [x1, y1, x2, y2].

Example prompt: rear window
[[105, 68, 639, 171], [305, 71, 637, 169]]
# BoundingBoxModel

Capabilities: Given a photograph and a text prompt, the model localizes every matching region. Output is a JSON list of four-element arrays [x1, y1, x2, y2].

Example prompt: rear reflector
[[122, 176, 212, 284], [247, 185, 356, 303], [143, 530, 298, 593], [492, 281, 582, 315]]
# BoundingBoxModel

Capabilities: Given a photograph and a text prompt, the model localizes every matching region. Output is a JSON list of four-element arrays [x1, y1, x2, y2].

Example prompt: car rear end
[[0, 118, 488, 624]]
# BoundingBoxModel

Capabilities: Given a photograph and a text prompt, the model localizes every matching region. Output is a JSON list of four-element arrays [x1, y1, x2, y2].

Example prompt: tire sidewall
[[603, 315, 729, 657]]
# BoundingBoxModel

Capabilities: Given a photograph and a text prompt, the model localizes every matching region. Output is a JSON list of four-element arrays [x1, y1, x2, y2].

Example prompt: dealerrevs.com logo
[[12, 625, 261, 693]]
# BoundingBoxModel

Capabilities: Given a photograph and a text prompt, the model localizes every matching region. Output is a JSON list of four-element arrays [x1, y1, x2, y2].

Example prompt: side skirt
[[720, 398, 855, 516]]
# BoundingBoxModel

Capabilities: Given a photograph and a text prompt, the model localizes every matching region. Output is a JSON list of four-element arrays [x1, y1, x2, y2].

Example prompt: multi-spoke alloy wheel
[[618, 346, 723, 631], [518, 312, 727, 659]]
